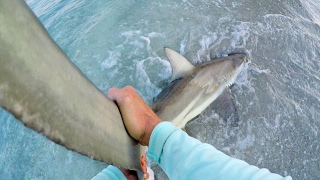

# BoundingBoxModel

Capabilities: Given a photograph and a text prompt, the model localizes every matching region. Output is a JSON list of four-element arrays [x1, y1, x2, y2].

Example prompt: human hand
[[118, 153, 150, 180], [108, 86, 162, 146], [119, 168, 138, 180]]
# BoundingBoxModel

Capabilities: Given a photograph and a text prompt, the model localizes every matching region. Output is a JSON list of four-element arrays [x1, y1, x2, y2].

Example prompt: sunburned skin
[[141, 153, 149, 179]]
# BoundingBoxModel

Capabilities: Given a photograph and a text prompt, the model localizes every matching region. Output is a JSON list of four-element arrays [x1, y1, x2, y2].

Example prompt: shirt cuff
[[147, 122, 178, 163]]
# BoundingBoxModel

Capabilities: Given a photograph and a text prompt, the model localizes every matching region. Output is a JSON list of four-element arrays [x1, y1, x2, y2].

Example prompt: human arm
[[95, 86, 160, 180], [147, 121, 292, 180], [107, 86, 162, 146], [98, 86, 291, 180]]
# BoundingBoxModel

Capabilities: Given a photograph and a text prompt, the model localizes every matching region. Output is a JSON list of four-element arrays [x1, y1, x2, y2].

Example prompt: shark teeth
[[226, 79, 234, 87], [220, 75, 234, 87]]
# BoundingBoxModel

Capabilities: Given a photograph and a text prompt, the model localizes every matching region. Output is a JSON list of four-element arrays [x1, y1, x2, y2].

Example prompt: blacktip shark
[[0, 0, 245, 173], [153, 48, 246, 128]]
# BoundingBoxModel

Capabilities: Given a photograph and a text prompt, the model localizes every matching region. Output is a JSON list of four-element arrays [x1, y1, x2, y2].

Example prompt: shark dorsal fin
[[165, 48, 196, 81]]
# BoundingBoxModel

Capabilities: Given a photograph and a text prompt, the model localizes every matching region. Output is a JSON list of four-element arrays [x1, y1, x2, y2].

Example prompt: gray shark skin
[[0, 0, 143, 170], [0, 0, 244, 172], [153, 48, 245, 128]]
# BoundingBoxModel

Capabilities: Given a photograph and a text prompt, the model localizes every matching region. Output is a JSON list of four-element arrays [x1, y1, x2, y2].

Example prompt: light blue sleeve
[[91, 165, 126, 180], [147, 122, 292, 180]]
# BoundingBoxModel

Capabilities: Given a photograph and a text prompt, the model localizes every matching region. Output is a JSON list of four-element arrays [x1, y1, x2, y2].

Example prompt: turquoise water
[[1, 0, 319, 179]]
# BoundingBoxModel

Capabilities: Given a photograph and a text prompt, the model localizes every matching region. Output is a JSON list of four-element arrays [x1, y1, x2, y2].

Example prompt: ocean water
[[1, 0, 319, 179]]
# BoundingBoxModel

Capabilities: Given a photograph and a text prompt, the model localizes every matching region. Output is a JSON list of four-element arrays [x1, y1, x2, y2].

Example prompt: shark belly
[[184, 84, 226, 123], [153, 80, 206, 128]]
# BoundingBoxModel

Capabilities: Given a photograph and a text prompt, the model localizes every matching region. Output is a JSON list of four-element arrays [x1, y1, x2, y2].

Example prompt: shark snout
[[231, 54, 246, 69]]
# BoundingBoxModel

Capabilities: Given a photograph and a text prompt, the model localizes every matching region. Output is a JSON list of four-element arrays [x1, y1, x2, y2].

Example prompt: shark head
[[152, 48, 246, 128]]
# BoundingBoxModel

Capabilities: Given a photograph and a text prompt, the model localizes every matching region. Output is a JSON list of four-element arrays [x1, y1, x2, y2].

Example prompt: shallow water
[[1, 0, 319, 179]]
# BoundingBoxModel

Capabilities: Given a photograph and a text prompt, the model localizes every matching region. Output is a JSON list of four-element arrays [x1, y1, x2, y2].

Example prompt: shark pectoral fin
[[211, 89, 239, 127], [164, 47, 196, 81]]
